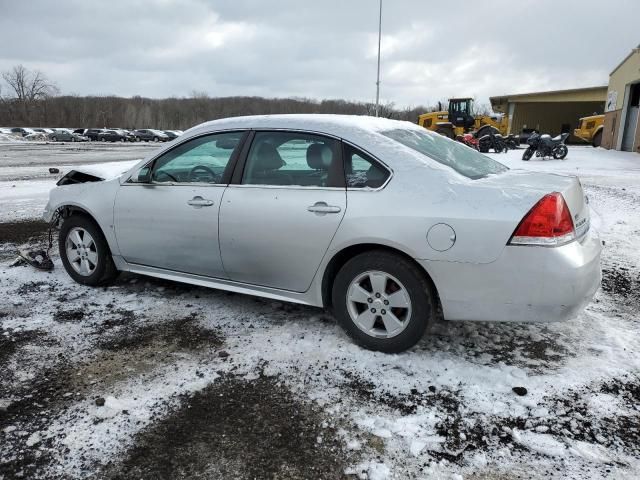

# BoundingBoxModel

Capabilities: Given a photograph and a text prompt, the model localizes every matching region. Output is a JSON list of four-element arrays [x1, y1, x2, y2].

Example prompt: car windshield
[[381, 128, 509, 179]]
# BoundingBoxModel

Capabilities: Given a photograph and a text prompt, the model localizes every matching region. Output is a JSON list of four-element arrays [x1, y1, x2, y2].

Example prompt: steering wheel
[[189, 165, 219, 183], [154, 170, 178, 182]]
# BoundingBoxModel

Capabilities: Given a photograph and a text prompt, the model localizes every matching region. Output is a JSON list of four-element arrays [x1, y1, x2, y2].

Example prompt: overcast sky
[[0, 0, 638, 107]]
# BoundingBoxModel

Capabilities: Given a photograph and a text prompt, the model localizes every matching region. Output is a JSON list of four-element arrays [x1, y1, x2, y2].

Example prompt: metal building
[[490, 87, 607, 143], [601, 46, 640, 152]]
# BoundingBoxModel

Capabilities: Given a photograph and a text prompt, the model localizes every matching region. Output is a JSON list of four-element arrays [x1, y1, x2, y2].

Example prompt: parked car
[[44, 115, 601, 353], [97, 129, 130, 142], [10, 127, 37, 137], [132, 129, 169, 142], [84, 128, 106, 141], [162, 130, 184, 141], [33, 128, 55, 134], [48, 129, 89, 142]]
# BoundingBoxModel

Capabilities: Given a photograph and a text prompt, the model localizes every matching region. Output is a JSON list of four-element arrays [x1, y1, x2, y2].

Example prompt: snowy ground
[[0, 143, 639, 479]]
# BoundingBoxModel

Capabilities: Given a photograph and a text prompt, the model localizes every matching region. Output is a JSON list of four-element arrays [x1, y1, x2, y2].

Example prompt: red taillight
[[509, 192, 575, 246]]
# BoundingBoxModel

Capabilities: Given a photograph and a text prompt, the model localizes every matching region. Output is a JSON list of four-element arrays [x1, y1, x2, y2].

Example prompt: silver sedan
[[44, 115, 601, 352]]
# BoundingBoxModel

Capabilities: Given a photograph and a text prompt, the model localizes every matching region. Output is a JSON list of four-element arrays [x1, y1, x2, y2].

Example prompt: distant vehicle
[[132, 129, 169, 142], [574, 114, 605, 147], [523, 132, 570, 160], [45, 114, 600, 353], [162, 130, 184, 141], [10, 127, 37, 137], [49, 129, 89, 142], [84, 129, 106, 141], [97, 129, 130, 142], [418, 98, 508, 139], [33, 128, 55, 134]]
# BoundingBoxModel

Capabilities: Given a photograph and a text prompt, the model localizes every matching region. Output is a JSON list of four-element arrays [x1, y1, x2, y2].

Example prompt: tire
[[51, 136, 57, 142], [59, 215, 119, 286], [100, 137, 106, 142], [435, 128, 455, 140], [153, 136, 159, 142], [522, 148, 534, 161], [71, 137, 76, 142], [136, 136, 141, 142], [592, 130, 602, 148], [120, 137, 125, 142], [331, 250, 435, 353], [553, 145, 568, 160]]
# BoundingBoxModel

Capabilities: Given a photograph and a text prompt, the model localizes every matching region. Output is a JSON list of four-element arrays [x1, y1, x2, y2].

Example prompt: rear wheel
[[51, 136, 58, 142], [101, 137, 106, 142], [332, 251, 434, 353], [59, 215, 119, 286], [592, 130, 602, 148], [153, 136, 159, 142], [553, 145, 568, 159], [522, 148, 534, 161]]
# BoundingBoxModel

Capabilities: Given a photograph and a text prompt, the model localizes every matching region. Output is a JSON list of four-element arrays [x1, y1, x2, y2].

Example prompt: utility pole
[[375, 0, 382, 117]]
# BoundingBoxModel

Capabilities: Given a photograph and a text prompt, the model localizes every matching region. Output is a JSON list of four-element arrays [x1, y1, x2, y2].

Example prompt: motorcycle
[[477, 126, 508, 153], [522, 132, 569, 160]]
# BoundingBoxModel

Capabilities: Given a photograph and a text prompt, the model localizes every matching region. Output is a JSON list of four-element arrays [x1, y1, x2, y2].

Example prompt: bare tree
[[2, 64, 59, 102]]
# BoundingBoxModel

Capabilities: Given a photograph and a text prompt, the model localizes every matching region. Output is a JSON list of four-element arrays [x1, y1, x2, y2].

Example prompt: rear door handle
[[187, 196, 214, 208], [307, 201, 341, 214]]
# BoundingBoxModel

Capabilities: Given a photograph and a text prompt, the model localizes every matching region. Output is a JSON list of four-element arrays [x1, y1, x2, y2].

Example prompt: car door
[[114, 131, 247, 278], [219, 130, 346, 292]]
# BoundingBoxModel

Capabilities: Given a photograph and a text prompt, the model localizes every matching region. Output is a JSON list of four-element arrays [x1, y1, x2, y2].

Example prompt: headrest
[[307, 143, 333, 170], [254, 143, 285, 171]]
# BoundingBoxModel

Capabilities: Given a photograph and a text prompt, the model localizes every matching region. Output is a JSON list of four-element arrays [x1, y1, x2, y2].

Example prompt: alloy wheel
[[65, 227, 99, 276], [346, 270, 412, 339]]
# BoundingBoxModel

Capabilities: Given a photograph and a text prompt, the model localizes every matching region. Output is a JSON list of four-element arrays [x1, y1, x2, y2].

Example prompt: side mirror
[[134, 166, 152, 183]]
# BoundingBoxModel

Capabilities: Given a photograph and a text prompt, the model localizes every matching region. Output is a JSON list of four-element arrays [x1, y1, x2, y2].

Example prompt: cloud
[[0, 0, 637, 107]]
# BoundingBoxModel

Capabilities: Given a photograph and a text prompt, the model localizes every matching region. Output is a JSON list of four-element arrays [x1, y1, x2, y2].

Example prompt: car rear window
[[381, 128, 509, 179]]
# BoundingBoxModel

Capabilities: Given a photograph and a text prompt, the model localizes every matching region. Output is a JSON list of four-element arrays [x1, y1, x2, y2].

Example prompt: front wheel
[[332, 251, 435, 353], [553, 145, 568, 159], [59, 215, 119, 286], [51, 136, 58, 142], [522, 148, 534, 161]]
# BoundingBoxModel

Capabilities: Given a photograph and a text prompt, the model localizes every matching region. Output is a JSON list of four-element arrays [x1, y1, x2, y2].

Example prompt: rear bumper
[[420, 230, 602, 323]]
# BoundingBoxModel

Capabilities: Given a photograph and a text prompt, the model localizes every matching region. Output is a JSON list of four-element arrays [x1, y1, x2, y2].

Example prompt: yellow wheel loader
[[574, 114, 605, 147], [418, 98, 508, 138]]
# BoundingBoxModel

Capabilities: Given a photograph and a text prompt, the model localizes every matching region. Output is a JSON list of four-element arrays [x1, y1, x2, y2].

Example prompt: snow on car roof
[[192, 114, 423, 137]]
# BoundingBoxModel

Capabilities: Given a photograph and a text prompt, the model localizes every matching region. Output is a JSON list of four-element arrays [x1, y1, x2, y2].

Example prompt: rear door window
[[343, 144, 390, 189]]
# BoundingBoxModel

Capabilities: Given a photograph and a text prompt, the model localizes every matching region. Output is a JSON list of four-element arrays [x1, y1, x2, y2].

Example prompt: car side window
[[241, 131, 343, 187], [343, 144, 390, 189], [150, 132, 244, 184]]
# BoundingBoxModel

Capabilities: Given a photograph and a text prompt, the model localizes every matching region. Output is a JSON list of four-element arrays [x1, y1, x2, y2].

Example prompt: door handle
[[307, 201, 341, 214], [187, 196, 214, 208]]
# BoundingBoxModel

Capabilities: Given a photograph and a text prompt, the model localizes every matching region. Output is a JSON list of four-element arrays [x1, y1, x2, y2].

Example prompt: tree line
[[0, 65, 438, 130]]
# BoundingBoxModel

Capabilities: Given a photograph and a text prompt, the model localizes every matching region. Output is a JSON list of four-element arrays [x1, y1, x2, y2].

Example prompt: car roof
[[189, 114, 415, 138]]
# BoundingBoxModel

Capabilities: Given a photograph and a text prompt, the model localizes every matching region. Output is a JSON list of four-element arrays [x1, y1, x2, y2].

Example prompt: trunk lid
[[483, 170, 590, 239]]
